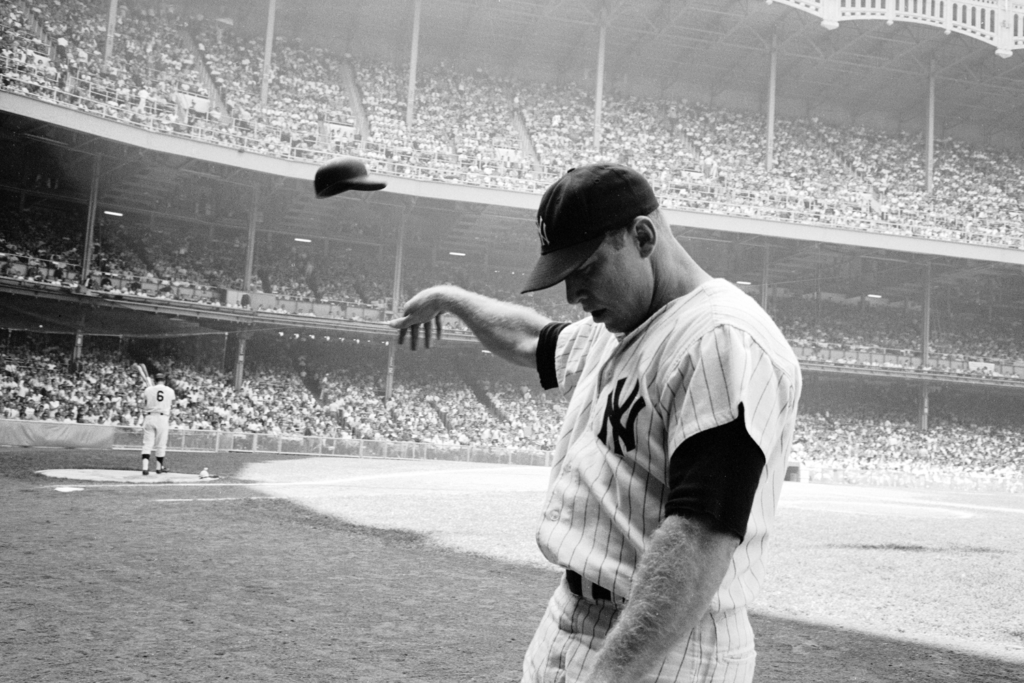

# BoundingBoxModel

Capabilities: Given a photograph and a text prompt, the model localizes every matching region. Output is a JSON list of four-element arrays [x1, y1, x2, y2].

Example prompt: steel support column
[[385, 204, 410, 402], [71, 330, 84, 372], [260, 0, 277, 108], [593, 13, 607, 153], [79, 155, 101, 290], [406, 0, 422, 129], [921, 261, 931, 368], [103, 0, 119, 65], [766, 33, 777, 173], [919, 261, 932, 430], [234, 333, 250, 391], [760, 244, 770, 310], [243, 183, 258, 293], [926, 62, 935, 195], [919, 384, 930, 431]]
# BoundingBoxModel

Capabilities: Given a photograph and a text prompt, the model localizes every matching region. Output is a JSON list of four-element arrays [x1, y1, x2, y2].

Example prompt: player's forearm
[[590, 515, 739, 683], [429, 286, 550, 367]]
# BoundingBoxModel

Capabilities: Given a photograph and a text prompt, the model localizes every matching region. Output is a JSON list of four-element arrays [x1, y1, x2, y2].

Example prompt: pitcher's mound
[[37, 469, 217, 483]]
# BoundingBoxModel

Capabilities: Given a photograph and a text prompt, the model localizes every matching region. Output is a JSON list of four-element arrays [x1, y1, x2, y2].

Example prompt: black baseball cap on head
[[154, 372, 166, 380], [521, 163, 659, 294]]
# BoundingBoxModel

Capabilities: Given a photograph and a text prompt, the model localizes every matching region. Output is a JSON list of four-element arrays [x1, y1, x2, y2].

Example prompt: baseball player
[[140, 372, 175, 476], [390, 163, 801, 683]]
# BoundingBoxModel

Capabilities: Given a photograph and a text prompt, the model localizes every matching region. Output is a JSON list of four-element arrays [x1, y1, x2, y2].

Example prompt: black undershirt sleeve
[[665, 404, 765, 541], [536, 322, 569, 390]]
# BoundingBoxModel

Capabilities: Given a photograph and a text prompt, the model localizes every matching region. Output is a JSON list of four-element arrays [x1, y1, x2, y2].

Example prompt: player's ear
[[630, 216, 657, 259]]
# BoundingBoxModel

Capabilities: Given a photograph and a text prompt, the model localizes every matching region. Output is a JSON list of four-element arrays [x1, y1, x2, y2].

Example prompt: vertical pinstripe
[[524, 279, 801, 683]]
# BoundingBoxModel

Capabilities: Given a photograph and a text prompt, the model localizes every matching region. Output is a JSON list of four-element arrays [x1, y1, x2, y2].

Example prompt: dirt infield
[[2, 448, 1023, 682]]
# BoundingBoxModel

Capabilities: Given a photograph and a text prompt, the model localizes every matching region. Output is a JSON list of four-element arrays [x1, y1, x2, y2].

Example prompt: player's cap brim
[[520, 234, 604, 294], [315, 177, 388, 197]]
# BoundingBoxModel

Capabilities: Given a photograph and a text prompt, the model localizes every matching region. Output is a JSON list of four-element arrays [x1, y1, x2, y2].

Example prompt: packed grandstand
[[5, 0, 1024, 244], [2, 0, 1023, 484]]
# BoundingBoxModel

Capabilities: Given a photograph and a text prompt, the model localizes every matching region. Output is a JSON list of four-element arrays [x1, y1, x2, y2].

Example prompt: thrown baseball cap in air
[[521, 163, 659, 293], [314, 156, 387, 197]]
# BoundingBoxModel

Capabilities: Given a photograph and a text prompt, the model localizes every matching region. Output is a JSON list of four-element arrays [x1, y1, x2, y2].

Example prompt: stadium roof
[[230, 0, 1024, 139]]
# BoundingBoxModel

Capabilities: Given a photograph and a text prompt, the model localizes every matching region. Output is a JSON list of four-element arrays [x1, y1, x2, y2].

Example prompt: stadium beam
[[920, 260, 932, 431], [761, 243, 770, 310], [406, 0, 423, 129], [72, 329, 84, 373], [921, 260, 931, 370], [593, 8, 607, 153], [385, 203, 411, 402], [260, 0, 277, 109], [103, 0, 118, 66], [234, 331, 251, 391], [765, 33, 777, 173], [244, 183, 259, 294], [926, 61, 935, 195], [920, 384, 930, 430], [79, 155, 101, 291]]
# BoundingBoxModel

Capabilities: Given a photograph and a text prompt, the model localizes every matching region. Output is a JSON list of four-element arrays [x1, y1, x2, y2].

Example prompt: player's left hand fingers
[[410, 323, 419, 350], [435, 314, 442, 340]]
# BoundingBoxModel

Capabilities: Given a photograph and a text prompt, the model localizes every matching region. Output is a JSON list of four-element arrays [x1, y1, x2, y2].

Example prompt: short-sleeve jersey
[[537, 278, 801, 612], [143, 384, 176, 416]]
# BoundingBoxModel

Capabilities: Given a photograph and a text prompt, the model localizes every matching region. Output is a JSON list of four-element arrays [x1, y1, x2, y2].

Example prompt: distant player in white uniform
[[140, 372, 175, 476], [391, 163, 802, 683]]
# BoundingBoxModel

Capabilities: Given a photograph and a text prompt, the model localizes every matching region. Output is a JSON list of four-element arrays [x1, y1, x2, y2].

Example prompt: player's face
[[563, 232, 653, 335]]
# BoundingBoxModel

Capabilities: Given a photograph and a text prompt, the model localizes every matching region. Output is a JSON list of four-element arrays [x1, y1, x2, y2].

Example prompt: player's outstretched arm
[[388, 285, 551, 368], [589, 515, 739, 683]]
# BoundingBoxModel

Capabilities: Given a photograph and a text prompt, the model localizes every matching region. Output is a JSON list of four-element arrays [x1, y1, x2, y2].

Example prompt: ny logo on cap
[[537, 216, 551, 247]]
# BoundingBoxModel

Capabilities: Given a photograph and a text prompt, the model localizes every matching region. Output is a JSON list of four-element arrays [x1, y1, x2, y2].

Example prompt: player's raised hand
[[388, 287, 446, 350]]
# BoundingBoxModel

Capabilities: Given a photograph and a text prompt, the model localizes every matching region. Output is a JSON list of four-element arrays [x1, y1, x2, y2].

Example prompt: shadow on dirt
[[752, 612, 1022, 683]]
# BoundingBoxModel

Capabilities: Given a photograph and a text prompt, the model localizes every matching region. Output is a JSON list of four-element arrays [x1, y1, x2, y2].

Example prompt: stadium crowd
[[3, 1, 1023, 482], [772, 297, 1024, 368], [0, 334, 562, 450], [3, 0, 216, 133], [792, 411, 1024, 480], [1, 334, 1022, 481], [3, 0, 1024, 248], [0, 196, 580, 319], [5, 195, 1024, 380]]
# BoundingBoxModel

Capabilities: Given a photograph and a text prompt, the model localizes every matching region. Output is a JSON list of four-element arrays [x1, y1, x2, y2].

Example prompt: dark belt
[[566, 570, 615, 602]]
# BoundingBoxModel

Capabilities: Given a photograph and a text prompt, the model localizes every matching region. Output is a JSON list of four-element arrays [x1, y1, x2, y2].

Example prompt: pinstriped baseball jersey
[[143, 384, 175, 416], [536, 278, 801, 610]]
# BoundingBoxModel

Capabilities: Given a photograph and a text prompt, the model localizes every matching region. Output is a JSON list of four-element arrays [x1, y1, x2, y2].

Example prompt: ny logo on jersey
[[598, 378, 646, 455], [537, 216, 551, 247]]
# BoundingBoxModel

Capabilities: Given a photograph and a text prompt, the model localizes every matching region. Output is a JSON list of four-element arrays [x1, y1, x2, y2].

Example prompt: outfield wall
[[788, 462, 1024, 495], [3, 420, 1021, 493], [104, 423, 552, 467]]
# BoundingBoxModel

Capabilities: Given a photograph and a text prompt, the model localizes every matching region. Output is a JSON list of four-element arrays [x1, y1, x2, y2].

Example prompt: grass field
[[2, 448, 1023, 682]]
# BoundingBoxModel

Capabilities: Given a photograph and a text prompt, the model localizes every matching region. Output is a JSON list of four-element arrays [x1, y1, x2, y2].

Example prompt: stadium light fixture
[[867, 294, 882, 299], [448, 251, 466, 256], [103, 211, 123, 217], [736, 281, 752, 285], [294, 238, 312, 243]]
